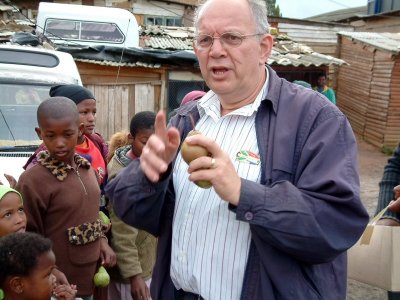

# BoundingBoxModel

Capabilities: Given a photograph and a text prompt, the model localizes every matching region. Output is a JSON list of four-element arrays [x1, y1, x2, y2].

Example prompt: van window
[[45, 19, 125, 44], [0, 48, 59, 68], [0, 83, 52, 145]]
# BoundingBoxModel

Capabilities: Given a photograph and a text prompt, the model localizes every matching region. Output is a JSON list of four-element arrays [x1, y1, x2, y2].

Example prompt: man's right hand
[[140, 111, 180, 182]]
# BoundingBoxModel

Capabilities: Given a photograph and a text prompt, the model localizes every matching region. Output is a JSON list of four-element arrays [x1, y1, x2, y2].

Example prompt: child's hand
[[53, 284, 77, 300], [3, 174, 17, 188], [52, 268, 69, 286], [100, 238, 117, 267]]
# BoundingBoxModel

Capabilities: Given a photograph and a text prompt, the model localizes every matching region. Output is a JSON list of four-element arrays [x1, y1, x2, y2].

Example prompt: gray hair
[[193, 0, 270, 35]]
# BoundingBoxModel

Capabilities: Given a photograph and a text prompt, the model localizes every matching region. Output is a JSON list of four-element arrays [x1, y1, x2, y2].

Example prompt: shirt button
[[244, 212, 253, 220]]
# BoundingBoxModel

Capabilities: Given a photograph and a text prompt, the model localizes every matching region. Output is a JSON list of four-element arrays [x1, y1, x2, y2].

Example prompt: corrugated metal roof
[[141, 25, 347, 67], [338, 32, 400, 54], [74, 58, 162, 69]]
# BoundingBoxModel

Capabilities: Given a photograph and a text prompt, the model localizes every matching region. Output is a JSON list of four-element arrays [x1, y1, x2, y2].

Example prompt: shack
[[337, 32, 400, 149]]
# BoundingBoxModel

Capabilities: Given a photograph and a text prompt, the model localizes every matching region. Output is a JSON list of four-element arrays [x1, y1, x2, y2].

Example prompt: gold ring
[[210, 158, 216, 169]]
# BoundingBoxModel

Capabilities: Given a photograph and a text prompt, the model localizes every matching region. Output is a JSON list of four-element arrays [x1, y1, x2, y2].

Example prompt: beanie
[[49, 84, 95, 105], [180, 90, 206, 106], [0, 186, 22, 202]]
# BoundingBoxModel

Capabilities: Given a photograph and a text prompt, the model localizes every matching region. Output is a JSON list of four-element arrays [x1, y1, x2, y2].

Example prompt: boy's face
[[130, 128, 154, 158], [0, 192, 26, 236], [20, 250, 57, 300], [77, 99, 96, 135], [35, 116, 82, 165]]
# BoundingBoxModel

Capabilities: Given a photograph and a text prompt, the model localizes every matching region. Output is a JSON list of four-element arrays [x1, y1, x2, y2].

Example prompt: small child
[[16, 97, 102, 299], [0, 186, 26, 237], [0, 232, 78, 300], [0, 186, 77, 300], [107, 111, 157, 300]]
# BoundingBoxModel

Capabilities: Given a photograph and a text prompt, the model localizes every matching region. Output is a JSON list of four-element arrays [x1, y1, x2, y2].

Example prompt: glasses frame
[[193, 32, 265, 49]]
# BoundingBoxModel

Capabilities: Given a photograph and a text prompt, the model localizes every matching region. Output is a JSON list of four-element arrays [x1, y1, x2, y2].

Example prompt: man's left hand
[[185, 134, 241, 206]]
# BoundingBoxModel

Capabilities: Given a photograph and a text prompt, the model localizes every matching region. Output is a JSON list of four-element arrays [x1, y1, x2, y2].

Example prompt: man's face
[[193, 0, 272, 104], [317, 76, 326, 87]]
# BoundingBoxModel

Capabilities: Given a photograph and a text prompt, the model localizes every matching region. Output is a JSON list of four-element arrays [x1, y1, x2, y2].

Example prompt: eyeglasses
[[194, 32, 264, 49]]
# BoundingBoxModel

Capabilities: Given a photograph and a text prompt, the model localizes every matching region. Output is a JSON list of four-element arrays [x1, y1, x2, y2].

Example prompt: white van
[[0, 44, 82, 186], [36, 2, 139, 48]]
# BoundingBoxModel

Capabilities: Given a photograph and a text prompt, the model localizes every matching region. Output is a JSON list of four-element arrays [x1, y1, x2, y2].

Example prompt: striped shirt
[[171, 71, 268, 300]]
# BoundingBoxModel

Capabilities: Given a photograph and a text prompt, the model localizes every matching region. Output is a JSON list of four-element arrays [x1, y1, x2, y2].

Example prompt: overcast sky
[[275, 0, 367, 19]]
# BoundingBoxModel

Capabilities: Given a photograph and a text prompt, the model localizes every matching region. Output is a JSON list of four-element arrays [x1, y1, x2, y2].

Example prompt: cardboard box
[[348, 224, 400, 291]]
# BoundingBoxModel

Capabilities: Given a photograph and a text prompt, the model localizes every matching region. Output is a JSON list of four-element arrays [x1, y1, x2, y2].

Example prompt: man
[[105, 0, 369, 299], [314, 73, 336, 104]]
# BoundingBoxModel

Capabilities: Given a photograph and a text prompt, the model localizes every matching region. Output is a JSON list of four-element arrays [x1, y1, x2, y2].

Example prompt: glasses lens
[[221, 33, 243, 46], [196, 35, 213, 48]]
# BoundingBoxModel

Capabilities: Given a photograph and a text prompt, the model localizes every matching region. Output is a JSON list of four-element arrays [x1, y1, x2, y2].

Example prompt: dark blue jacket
[[105, 66, 369, 300]]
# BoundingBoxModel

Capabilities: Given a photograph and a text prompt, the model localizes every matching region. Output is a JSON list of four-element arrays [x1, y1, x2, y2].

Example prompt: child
[[0, 186, 26, 237], [0, 186, 77, 300], [107, 111, 157, 300], [16, 97, 102, 299], [0, 232, 78, 300]]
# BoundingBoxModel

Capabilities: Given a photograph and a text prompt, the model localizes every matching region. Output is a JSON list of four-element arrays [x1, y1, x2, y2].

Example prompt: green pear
[[99, 211, 110, 226], [93, 266, 110, 287]]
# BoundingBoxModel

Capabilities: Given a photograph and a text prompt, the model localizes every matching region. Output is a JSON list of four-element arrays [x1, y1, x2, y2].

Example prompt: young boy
[[0, 232, 77, 300], [16, 97, 102, 299], [107, 111, 157, 300]]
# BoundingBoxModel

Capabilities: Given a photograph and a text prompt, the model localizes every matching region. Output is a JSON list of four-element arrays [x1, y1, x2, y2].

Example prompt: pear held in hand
[[93, 266, 110, 287], [99, 211, 110, 226], [180, 130, 212, 189]]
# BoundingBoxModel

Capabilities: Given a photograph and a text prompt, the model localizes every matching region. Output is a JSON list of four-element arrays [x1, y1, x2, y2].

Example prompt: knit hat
[[180, 90, 206, 106], [0, 186, 22, 202], [49, 84, 95, 105]]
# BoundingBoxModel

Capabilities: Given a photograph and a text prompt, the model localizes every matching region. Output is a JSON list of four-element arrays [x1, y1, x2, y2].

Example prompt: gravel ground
[[346, 136, 390, 300]]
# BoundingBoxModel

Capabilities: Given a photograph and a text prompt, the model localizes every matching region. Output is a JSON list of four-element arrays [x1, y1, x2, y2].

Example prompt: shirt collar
[[198, 67, 269, 120]]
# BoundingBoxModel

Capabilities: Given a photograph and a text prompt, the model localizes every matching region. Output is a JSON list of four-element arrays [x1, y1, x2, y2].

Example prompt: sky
[[275, 0, 367, 19]]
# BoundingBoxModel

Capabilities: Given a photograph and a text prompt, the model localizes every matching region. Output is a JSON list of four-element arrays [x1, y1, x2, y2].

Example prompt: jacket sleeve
[[16, 170, 47, 234], [110, 207, 142, 278], [376, 145, 400, 221], [105, 159, 171, 236], [234, 112, 369, 264]]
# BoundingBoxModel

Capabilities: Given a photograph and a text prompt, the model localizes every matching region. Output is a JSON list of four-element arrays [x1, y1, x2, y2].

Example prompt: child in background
[[107, 111, 157, 300], [0, 186, 26, 236], [16, 97, 102, 300], [0, 186, 77, 300], [0, 232, 78, 300]]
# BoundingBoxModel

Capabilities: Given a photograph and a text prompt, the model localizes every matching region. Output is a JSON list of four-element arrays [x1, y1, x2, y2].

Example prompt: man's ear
[[35, 127, 42, 140], [259, 33, 273, 66], [9, 276, 24, 294], [128, 133, 134, 141]]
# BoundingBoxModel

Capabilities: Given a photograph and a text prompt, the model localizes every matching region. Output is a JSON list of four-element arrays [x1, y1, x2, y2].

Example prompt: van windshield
[[0, 83, 52, 147]]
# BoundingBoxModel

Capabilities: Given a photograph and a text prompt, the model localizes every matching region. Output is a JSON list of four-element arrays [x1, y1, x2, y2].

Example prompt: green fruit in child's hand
[[93, 266, 110, 287], [99, 211, 110, 225]]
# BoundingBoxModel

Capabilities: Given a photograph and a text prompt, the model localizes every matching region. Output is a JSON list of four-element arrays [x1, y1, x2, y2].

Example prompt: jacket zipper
[[73, 165, 88, 195]]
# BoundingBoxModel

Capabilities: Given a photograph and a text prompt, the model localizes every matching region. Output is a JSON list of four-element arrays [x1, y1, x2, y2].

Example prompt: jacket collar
[[37, 151, 91, 181]]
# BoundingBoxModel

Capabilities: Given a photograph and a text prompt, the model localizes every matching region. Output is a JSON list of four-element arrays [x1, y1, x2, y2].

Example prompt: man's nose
[[209, 37, 226, 55]]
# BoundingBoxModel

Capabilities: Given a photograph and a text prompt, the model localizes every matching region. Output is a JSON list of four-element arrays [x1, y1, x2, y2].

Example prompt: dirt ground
[[346, 135, 390, 300]]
